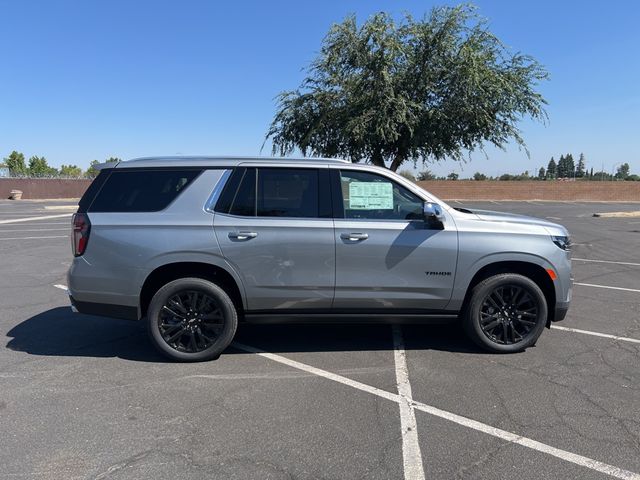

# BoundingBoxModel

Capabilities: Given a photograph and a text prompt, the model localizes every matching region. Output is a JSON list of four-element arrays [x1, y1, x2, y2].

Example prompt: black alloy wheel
[[147, 278, 238, 362], [463, 273, 547, 353], [158, 290, 225, 353], [479, 284, 539, 345]]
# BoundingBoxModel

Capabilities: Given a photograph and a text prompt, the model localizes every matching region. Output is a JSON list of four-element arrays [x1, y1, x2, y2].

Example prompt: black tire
[[147, 277, 238, 362], [463, 273, 547, 353]]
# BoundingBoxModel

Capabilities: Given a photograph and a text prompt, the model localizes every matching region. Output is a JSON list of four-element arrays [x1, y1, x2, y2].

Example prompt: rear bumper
[[69, 295, 139, 321]]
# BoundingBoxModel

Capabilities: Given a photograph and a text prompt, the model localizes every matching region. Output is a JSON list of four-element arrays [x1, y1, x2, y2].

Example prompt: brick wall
[[1, 177, 639, 201], [417, 181, 640, 202], [0, 178, 92, 200]]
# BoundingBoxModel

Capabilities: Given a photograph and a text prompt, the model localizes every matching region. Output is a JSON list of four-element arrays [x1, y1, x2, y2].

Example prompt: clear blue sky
[[1, 0, 639, 177]]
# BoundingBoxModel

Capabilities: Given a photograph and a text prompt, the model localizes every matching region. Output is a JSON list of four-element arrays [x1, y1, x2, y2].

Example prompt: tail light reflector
[[72, 213, 91, 256]]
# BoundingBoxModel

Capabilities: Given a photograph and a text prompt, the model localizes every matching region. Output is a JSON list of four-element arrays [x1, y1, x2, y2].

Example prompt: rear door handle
[[229, 231, 258, 241], [340, 232, 369, 241]]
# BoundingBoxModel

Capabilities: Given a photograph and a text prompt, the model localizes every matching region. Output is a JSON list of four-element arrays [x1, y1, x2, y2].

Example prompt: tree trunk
[[389, 153, 405, 172], [371, 150, 386, 168]]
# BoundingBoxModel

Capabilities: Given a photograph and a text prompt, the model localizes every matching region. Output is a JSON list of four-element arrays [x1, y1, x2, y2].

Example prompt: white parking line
[[574, 282, 640, 293], [0, 228, 68, 233], [0, 235, 67, 241], [0, 213, 72, 224], [573, 258, 640, 267], [552, 325, 640, 344], [232, 342, 640, 480], [54, 284, 68, 291], [392, 326, 425, 480], [0, 222, 69, 226]]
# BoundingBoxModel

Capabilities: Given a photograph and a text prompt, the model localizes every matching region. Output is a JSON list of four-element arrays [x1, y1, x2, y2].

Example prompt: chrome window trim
[[204, 169, 232, 213]]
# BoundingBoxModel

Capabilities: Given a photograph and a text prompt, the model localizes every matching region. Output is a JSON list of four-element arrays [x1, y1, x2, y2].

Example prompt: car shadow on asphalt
[[6, 307, 484, 362], [5, 307, 164, 362]]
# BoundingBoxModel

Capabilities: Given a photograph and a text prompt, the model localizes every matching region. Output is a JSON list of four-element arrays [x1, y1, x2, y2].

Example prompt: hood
[[456, 208, 568, 236]]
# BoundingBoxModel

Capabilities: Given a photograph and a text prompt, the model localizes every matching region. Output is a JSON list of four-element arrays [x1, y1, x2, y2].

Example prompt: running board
[[243, 312, 460, 325]]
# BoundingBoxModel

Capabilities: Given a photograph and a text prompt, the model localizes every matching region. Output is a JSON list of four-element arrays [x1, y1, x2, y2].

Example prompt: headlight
[[551, 235, 571, 251]]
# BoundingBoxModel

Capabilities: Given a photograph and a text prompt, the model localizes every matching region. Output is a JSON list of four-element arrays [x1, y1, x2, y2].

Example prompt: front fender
[[448, 251, 557, 311]]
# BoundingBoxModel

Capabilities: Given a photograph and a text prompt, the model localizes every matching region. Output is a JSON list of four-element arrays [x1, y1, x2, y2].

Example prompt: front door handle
[[340, 232, 369, 241], [229, 231, 258, 241]]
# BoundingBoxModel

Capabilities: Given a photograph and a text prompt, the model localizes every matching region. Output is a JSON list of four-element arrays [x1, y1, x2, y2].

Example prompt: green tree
[[59, 164, 83, 178], [84, 160, 101, 179], [4, 151, 27, 176], [546, 157, 556, 179], [28, 156, 58, 177], [538, 167, 546, 179], [616, 163, 630, 180], [565, 153, 575, 178], [266, 5, 548, 171], [447, 172, 459, 181], [576, 153, 586, 178], [557, 154, 567, 178], [473, 172, 487, 181], [593, 171, 611, 181], [416, 169, 436, 181], [85, 157, 119, 178]]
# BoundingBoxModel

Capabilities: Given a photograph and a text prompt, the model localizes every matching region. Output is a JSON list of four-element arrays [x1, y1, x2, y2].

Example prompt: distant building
[[0, 166, 10, 178]]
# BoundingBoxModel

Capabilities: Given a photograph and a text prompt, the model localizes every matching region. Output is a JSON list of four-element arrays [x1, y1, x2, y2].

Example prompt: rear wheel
[[463, 273, 547, 353], [147, 278, 237, 362]]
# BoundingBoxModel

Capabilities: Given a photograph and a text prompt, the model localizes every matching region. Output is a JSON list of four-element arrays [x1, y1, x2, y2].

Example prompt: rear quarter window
[[88, 169, 202, 212]]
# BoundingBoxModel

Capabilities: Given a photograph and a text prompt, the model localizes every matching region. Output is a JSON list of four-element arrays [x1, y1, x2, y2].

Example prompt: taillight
[[72, 213, 91, 257]]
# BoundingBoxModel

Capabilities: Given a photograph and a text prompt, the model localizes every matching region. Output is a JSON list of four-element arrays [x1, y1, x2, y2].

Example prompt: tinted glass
[[214, 168, 245, 214], [229, 168, 256, 216], [89, 169, 201, 212], [78, 168, 112, 213], [258, 168, 319, 218], [339, 170, 423, 220]]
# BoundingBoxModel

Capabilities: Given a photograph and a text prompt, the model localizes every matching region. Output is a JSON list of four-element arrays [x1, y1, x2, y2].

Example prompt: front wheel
[[463, 273, 547, 353], [147, 278, 238, 362]]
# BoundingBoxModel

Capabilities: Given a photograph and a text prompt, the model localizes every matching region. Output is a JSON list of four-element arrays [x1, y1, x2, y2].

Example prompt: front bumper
[[553, 301, 570, 322]]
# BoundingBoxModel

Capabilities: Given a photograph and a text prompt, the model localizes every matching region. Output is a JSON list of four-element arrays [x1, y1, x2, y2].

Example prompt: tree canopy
[[546, 157, 556, 179], [4, 151, 27, 176], [85, 157, 120, 178], [616, 163, 630, 180], [59, 164, 83, 177], [28, 156, 58, 177], [266, 4, 548, 171]]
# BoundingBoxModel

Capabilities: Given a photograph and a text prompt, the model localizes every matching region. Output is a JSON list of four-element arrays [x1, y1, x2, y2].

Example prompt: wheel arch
[[140, 262, 245, 319], [460, 261, 556, 325]]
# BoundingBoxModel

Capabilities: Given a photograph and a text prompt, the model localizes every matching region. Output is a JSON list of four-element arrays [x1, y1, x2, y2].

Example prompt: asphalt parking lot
[[1, 199, 639, 480]]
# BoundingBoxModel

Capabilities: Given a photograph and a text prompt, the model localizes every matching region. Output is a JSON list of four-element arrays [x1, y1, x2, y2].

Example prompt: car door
[[332, 168, 458, 311], [214, 166, 335, 311]]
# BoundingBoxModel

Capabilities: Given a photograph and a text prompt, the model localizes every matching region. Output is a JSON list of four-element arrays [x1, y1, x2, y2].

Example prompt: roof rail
[[124, 155, 351, 164]]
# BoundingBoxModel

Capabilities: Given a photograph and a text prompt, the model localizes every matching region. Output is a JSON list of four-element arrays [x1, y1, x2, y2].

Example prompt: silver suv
[[67, 157, 572, 361]]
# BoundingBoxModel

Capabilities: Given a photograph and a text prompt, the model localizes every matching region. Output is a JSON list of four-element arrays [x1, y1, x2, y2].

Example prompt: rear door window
[[219, 167, 330, 219], [257, 168, 319, 218], [89, 169, 201, 212]]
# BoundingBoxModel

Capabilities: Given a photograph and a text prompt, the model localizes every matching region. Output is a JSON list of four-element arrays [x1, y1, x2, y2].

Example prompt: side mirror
[[423, 202, 445, 227]]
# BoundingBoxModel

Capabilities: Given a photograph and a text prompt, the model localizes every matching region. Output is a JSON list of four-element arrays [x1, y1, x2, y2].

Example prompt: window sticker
[[348, 182, 393, 209]]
